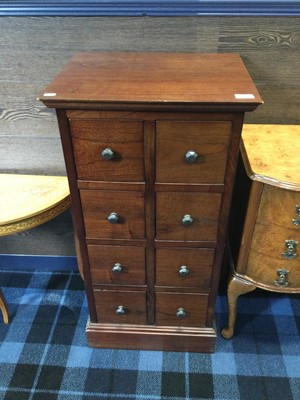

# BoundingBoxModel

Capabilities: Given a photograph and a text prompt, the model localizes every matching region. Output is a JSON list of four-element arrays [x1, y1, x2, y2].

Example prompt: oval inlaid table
[[222, 124, 300, 339], [0, 174, 70, 323]]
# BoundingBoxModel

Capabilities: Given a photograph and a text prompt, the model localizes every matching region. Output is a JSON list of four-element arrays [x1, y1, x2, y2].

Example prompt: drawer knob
[[274, 269, 289, 288], [101, 147, 115, 160], [112, 263, 123, 274], [282, 240, 298, 260], [292, 205, 300, 226], [176, 307, 186, 318], [178, 265, 190, 277], [115, 305, 126, 315], [185, 150, 198, 163], [107, 212, 119, 224], [182, 214, 193, 226]]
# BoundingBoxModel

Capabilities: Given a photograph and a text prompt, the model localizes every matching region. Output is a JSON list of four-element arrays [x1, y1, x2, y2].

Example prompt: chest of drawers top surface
[[39, 52, 262, 109]]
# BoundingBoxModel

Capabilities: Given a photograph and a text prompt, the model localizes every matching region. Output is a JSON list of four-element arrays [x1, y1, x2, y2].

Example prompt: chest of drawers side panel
[[55, 109, 98, 322]]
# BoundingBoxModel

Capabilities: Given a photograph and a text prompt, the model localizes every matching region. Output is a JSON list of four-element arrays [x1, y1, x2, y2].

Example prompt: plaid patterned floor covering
[[0, 269, 299, 400]]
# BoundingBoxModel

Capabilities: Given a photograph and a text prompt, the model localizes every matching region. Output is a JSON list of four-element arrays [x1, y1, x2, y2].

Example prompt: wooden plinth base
[[86, 320, 217, 353]]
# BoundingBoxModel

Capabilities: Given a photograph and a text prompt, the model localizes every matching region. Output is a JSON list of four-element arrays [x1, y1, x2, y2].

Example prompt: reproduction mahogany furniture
[[222, 124, 300, 339], [0, 174, 70, 323], [39, 52, 262, 352]]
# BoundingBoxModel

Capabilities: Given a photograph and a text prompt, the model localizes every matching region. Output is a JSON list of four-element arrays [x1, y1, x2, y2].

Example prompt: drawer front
[[94, 290, 147, 324], [156, 292, 208, 327], [257, 185, 300, 230], [156, 121, 231, 184], [69, 119, 144, 181], [81, 190, 145, 239], [247, 223, 300, 289], [246, 186, 300, 289], [156, 248, 214, 290], [156, 192, 221, 241], [88, 245, 146, 285]]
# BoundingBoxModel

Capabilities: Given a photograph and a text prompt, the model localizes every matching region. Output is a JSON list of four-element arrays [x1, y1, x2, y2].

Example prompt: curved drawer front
[[257, 185, 300, 230], [69, 118, 144, 181], [247, 223, 300, 289], [80, 190, 145, 239], [88, 244, 146, 285], [156, 292, 208, 327], [247, 253, 300, 290], [156, 120, 231, 184], [156, 248, 214, 291], [156, 192, 221, 241], [94, 290, 147, 324], [246, 185, 300, 289]]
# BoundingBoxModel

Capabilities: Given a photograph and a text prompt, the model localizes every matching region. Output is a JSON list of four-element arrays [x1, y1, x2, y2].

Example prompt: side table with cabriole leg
[[0, 174, 70, 324], [222, 124, 300, 339]]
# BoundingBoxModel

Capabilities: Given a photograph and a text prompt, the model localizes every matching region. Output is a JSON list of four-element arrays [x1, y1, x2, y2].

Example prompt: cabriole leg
[[0, 288, 9, 324], [221, 275, 256, 339]]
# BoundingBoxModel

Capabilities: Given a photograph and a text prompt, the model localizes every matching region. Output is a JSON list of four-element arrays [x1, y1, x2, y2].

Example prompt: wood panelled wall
[[0, 16, 299, 256]]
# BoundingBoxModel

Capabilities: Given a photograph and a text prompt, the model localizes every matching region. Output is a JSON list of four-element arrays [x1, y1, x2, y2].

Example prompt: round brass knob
[[115, 305, 126, 315], [112, 263, 123, 274], [178, 265, 190, 277], [101, 147, 115, 160], [176, 308, 186, 318], [185, 150, 198, 163], [182, 214, 193, 226], [107, 212, 119, 224]]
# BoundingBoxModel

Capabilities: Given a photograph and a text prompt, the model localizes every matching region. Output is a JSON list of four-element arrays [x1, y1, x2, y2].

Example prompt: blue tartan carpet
[[0, 269, 300, 400]]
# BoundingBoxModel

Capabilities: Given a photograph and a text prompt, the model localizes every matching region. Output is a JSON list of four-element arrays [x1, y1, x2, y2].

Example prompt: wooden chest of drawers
[[222, 124, 300, 339], [39, 52, 261, 352]]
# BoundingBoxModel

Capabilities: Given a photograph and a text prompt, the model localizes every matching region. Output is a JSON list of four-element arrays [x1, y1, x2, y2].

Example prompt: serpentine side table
[[0, 174, 70, 323], [222, 124, 300, 339]]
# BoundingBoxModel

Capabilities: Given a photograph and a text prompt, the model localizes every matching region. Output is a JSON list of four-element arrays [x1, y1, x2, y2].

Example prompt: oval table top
[[0, 174, 70, 236]]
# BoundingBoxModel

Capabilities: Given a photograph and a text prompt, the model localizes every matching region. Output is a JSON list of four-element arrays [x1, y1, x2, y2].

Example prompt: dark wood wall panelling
[[0, 17, 299, 256]]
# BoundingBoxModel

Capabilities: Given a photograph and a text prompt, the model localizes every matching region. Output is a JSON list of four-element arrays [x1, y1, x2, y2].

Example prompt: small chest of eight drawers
[[39, 52, 262, 352]]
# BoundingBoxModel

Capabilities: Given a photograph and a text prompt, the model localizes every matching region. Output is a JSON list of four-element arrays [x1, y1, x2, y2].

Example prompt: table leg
[[221, 274, 256, 339], [74, 230, 84, 281], [0, 288, 9, 323]]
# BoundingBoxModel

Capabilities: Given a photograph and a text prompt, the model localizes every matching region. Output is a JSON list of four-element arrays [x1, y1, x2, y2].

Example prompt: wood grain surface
[[94, 289, 147, 324], [244, 185, 300, 290], [70, 118, 145, 181], [155, 292, 208, 327], [39, 52, 262, 106], [80, 190, 145, 240], [0, 174, 69, 225], [155, 247, 214, 291], [1, 16, 299, 256], [88, 244, 146, 285], [156, 120, 231, 184], [156, 192, 222, 241], [242, 124, 300, 188]]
